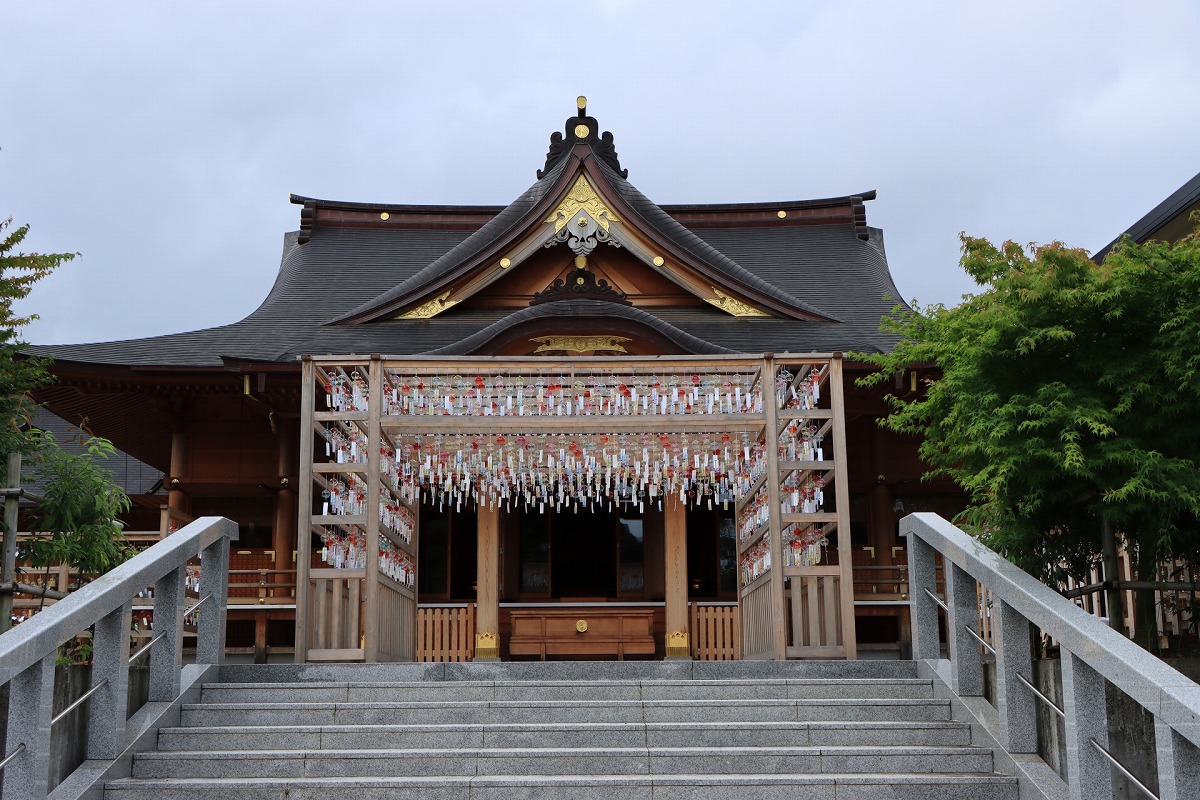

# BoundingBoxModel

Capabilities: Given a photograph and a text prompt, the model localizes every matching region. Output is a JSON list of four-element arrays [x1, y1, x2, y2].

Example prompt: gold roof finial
[[577, 95, 587, 116]]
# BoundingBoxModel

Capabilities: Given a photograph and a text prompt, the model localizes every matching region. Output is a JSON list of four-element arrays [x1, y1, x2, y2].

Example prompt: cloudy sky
[[5, 2, 1199, 346]]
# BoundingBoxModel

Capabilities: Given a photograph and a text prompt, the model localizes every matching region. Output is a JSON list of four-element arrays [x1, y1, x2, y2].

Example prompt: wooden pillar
[[475, 501, 500, 660], [664, 496, 690, 658], [168, 426, 189, 515], [273, 422, 297, 599]]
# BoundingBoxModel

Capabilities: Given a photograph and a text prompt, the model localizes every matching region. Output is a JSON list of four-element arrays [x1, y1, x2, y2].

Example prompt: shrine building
[[31, 99, 958, 662]]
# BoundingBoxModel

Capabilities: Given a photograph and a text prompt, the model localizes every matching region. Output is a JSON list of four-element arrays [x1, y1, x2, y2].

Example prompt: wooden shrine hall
[[30, 98, 956, 662]]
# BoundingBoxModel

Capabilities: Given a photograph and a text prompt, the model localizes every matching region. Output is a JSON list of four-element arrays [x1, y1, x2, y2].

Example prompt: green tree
[[22, 429, 132, 597], [857, 226, 1200, 650], [0, 217, 76, 458]]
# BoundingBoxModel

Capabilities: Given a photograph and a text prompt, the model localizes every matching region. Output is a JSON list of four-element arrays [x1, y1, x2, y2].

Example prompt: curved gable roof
[[326, 111, 838, 325]]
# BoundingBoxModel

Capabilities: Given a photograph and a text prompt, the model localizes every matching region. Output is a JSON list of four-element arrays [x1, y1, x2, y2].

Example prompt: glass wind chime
[[391, 430, 767, 514], [380, 370, 764, 418], [777, 367, 823, 411]]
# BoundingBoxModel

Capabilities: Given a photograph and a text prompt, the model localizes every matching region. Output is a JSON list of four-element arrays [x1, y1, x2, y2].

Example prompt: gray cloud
[[4, 1, 1199, 345]]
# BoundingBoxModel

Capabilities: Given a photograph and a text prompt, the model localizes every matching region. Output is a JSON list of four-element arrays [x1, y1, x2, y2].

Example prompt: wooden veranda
[[295, 353, 856, 662]]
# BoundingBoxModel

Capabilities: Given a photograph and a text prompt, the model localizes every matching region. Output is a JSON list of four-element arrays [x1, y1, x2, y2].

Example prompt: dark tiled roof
[[1093, 170, 1200, 261], [29, 218, 903, 365], [592, 156, 838, 322], [329, 157, 571, 323]]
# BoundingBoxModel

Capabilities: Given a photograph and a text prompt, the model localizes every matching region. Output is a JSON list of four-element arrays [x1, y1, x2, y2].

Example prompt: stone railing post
[[149, 563, 187, 701], [3, 655, 55, 800], [196, 535, 230, 665], [87, 600, 133, 760], [906, 530, 940, 661], [992, 596, 1037, 753], [1155, 716, 1200, 800], [945, 561, 983, 696], [1062, 649, 1113, 800]]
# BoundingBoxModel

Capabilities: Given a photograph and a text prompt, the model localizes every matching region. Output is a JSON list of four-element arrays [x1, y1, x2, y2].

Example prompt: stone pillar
[[993, 597, 1037, 753], [475, 502, 500, 660], [1155, 717, 1200, 800], [1062, 649, 1113, 800], [905, 528, 940, 662], [88, 600, 133, 759], [3, 656, 54, 800], [664, 497, 689, 658], [196, 534, 231, 665], [149, 563, 187, 701], [945, 562, 983, 696]]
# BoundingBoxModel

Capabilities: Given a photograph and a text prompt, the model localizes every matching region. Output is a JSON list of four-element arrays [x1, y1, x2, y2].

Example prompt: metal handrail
[[963, 624, 996, 655], [50, 679, 108, 726], [127, 631, 166, 664], [187, 593, 212, 615], [0, 743, 26, 774], [1090, 738, 1159, 800], [923, 587, 948, 612], [1015, 671, 1064, 719]]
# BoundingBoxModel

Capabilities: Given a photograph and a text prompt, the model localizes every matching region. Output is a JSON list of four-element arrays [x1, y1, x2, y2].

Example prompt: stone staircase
[[105, 661, 1019, 800]]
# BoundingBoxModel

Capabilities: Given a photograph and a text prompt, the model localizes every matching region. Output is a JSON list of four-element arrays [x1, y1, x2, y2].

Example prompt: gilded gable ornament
[[546, 176, 619, 232], [396, 290, 458, 319], [705, 288, 770, 318], [530, 335, 630, 354], [543, 176, 624, 257]]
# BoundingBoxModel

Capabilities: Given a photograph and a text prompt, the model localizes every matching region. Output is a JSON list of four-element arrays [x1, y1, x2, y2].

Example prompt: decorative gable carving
[[532, 262, 630, 306], [543, 176, 623, 257]]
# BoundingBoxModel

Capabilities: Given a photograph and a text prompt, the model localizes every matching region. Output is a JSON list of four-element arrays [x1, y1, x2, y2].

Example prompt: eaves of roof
[[1094, 170, 1200, 261], [420, 300, 739, 356]]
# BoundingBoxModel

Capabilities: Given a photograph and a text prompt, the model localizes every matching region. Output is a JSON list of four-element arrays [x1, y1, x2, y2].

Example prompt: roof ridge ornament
[[538, 96, 628, 180]]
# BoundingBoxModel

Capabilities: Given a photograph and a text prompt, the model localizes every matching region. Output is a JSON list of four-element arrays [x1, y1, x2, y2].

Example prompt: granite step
[[155, 719, 974, 751], [105, 772, 1020, 800], [199, 677, 934, 704], [131, 745, 996, 779], [107, 664, 1015, 800], [179, 697, 953, 727]]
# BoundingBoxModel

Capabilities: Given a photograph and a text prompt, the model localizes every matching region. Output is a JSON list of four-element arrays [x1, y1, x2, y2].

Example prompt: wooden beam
[[382, 414, 767, 434]]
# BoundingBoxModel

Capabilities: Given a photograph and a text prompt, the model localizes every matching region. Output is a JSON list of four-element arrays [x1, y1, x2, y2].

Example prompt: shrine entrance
[[294, 354, 857, 662]]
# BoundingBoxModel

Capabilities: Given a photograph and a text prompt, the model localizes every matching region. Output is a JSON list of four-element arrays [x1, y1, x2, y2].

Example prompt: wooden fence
[[690, 602, 740, 660], [417, 604, 475, 662]]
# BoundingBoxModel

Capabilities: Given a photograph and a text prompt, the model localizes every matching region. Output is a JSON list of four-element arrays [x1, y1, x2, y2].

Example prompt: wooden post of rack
[[294, 357, 315, 662], [364, 356, 383, 661], [829, 354, 857, 658], [762, 354, 787, 660]]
